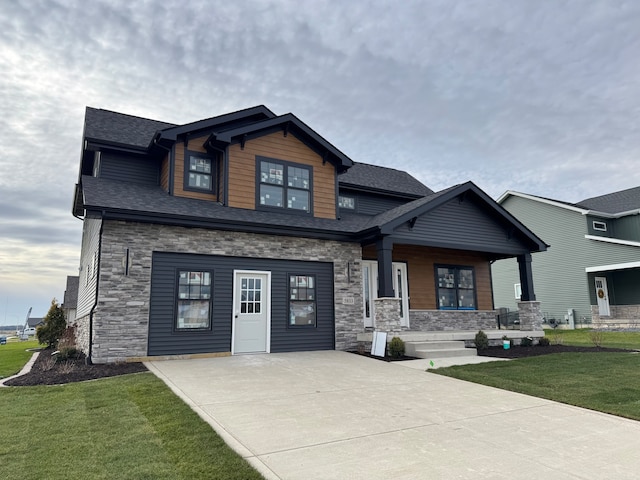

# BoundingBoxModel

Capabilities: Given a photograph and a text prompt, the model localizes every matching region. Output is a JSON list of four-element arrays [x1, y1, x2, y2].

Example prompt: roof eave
[[84, 206, 358, 242]]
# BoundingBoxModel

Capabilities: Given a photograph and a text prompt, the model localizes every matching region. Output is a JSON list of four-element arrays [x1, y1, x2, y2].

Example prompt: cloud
[[1, 0, 640, 321]]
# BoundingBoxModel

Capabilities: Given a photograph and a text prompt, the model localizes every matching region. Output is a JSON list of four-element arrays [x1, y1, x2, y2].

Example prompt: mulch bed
[[6, 345, 636, 386], [4, 348, 147, 386], [477, 344, 633, 359], [350, 351, 419, 362]]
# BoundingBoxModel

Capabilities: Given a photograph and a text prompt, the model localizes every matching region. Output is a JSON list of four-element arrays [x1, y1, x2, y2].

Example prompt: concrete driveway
[[147, 351, 640, 479]]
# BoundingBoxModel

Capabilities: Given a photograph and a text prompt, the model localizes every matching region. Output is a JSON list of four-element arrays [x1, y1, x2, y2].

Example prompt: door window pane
[[240, 276, 263, 315]]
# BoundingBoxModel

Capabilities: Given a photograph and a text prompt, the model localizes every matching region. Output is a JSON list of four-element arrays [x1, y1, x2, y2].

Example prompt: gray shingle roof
[[84, 107, 176, 148], [63, 276, 79, 309], [84, 108, 433, 196], [81, 176, 371, 235], [578, 186, 640, 214], [338, 162, 433, 197]]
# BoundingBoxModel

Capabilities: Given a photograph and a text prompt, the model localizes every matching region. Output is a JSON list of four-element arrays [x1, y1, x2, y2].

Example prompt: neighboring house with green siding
[[492, 187, 640, 327]]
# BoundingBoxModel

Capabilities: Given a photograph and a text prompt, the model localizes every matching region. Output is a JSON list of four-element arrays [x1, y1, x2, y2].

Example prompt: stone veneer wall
[[517, 301, 543, 330], [91, 220, 363, 363], [73, 315, 90, 356], [409, 310, 498, 331], [591, 305, 640, 327], [373, 298, 405, 334]]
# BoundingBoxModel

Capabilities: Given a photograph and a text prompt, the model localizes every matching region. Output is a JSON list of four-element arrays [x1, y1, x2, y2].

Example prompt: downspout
[[87, 212, 105, 364]]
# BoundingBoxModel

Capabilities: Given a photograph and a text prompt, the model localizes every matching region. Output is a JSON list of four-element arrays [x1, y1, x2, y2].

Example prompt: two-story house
[[72, 105, 547, 363], [492, 188, 640, 327]]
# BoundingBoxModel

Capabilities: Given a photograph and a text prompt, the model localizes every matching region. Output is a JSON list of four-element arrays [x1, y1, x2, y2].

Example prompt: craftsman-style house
[[72, 106, 546, 363]]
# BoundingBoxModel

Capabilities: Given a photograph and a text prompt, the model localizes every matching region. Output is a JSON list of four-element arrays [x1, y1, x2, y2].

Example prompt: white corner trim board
[[586, 261, 640, 273], [584, 235, 640, 248]]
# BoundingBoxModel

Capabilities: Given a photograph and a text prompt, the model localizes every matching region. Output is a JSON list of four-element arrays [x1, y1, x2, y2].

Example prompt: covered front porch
[[354, 182, 549, 344], [588, 263, 640, 328]]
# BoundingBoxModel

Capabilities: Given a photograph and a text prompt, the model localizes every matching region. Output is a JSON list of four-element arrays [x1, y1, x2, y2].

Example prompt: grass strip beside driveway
[[0, 339, 40, 378], [432, 352, 640, 421], [0, 373, 263, 480]]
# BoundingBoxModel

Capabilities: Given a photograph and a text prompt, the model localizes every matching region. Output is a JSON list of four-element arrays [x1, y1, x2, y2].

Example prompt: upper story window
[[257, 156, 312, 213], [435, 265, 476, 310], [185, 153, 216, 193], [338, 195, 355, 210], [592, 220, 607, 232]]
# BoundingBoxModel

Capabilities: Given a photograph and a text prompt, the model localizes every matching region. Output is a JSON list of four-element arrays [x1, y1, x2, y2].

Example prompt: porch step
[[405, 341, 476, 359]]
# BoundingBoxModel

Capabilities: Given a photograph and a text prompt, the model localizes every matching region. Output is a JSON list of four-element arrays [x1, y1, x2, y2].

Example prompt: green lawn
[[0, 339, 40, 378], [543, 328, 640, 349], [433, 352, 640, 421], [0, 373, 263, 480]]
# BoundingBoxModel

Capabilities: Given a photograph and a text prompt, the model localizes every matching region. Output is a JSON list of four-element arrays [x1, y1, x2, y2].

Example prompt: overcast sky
[[1, 0, 639, 324]]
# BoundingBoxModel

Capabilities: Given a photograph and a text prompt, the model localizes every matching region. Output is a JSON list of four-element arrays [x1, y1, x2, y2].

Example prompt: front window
[[436, 266, 476, 310], [338, 195, 355, 210], [185, 154, 215, 192], [176, 271, 212, 330], [289, 275, 316, 326], [258, 157, 312, 213]]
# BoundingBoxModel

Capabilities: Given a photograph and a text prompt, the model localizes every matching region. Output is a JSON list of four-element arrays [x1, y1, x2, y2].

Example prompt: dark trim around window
[[338, 195, 356, 210], [183, 149, 217, 194], [256, 156, 313, 215], [174, 270, 213, 332], [434, 264, 477, 310], [288, 274, 317, 327]]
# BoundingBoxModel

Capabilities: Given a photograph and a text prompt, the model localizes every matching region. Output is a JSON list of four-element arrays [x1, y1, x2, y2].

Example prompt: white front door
[[232, 271, 270, 354], [594, 276, 610, 317], [363, 261, 409, 328]]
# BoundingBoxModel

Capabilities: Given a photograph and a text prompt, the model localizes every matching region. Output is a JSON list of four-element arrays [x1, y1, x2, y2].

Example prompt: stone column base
[[374, 297, 403, 333], [517, 301, 543, 330]]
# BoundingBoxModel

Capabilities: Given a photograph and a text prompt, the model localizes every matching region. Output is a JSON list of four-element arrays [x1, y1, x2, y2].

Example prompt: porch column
[[517, 253, 536, 301], [376, 236, 394, 297]]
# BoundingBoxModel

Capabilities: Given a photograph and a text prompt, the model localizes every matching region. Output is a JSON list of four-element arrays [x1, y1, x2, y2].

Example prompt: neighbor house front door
[[594, 276, 610, 317], [232, 271, 271, 354]]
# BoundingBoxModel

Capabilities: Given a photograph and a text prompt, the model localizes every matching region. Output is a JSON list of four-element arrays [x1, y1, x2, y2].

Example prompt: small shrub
[[550, 330, 564, 345], [590, 329, 604, 348], [520, 336, 533, 347], [538, 337, 550, 346], [40, 356, 57, 371], [474, 330, 489, 350], [57, 347, 79, 362], [58, 361, 75, 374], [388, 337, 405, 358]]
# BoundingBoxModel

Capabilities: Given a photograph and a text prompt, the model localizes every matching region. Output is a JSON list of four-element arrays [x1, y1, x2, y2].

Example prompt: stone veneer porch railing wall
[[591, 305, 640, 328], [408, 310, 498, 331], [82, 219, 363, 363]]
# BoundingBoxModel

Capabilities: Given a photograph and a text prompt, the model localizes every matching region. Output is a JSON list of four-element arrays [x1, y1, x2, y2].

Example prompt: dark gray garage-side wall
[[149, 253, 335, 356], [89, 220, 363, 363]]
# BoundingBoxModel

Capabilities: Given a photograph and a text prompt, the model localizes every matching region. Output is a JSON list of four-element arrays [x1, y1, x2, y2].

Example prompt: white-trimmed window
[[176, 271, 212, 330], [514, 283, 522, 300], [593, 220, 607, 232]]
